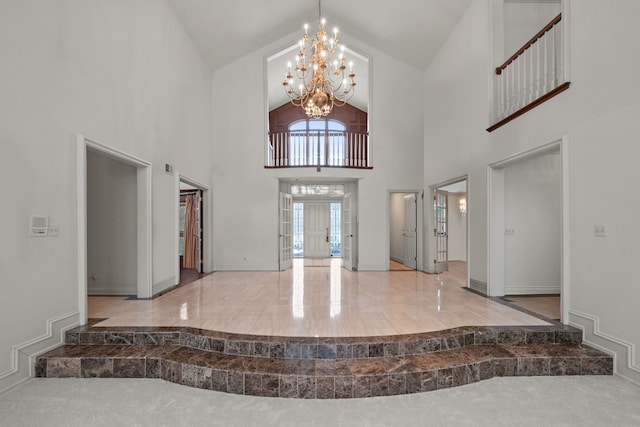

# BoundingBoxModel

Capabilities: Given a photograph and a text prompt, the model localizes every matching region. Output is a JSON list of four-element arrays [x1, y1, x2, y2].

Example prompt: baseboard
[[390, 256, 404, 263], [569, 309, 640, 385], [88, 284, 136, 295], [0, 311, 79, 395], [505, 285, 561, 295], [356, 265, 387, 271], [212, 264, 279, 271], [469, 279, 487, 295]]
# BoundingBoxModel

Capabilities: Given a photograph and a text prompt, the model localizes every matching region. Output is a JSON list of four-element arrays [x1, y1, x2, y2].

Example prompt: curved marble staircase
[[35, 321, 612, 399]]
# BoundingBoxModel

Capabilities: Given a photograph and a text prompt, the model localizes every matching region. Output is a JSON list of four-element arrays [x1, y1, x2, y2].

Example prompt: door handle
[[326, 228, 329, 243]]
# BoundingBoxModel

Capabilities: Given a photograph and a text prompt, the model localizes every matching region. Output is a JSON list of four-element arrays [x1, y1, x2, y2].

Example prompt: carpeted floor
[[1, 376, 639, 426]]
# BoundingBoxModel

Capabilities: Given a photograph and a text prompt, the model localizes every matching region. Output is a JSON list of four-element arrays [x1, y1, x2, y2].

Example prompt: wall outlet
[[48, 224, 60, 236], [594, 224, 607, 237]]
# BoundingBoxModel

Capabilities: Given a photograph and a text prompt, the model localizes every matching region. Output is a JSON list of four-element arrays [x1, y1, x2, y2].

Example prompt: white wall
[[0, 0, 212, 386], [503, 1, 562, 57], [87, 150, 137, 295], [212, 34, 425, 271], [389, 193, 407, 262], [424, 0, 640, 380], [504, 153, 561, 294]]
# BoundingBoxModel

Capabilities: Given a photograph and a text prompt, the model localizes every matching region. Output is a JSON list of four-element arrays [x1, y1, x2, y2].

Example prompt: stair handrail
[[495, 13, 562, 75]]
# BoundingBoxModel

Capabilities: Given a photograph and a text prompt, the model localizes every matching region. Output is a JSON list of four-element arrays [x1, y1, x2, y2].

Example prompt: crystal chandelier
[[283, 0, 356, 119]]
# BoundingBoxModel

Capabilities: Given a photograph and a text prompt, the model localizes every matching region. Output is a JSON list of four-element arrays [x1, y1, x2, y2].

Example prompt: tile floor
[[89, 260, 551, 337]]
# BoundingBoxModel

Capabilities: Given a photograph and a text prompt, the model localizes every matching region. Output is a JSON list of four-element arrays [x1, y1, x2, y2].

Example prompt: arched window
[[289, 118, 346, 134], [288, 119, 346, 166]]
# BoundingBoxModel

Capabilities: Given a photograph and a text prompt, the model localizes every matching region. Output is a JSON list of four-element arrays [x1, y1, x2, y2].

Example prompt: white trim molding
[[0, 311, 79, 395], [212, 264, 280, 272], [569, 309, 640, 385], [77, 133, 153, 324]]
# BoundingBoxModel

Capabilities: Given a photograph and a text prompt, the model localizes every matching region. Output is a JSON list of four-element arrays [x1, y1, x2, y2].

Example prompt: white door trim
[[76, 134, 152, 324]]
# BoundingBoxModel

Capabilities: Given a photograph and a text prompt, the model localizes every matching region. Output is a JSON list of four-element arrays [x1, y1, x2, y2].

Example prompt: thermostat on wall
[[29, 215, 48, 236]]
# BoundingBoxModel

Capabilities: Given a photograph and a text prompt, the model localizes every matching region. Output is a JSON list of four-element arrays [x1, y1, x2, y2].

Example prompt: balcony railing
[[488, 13, 570, 132], [266, 130, 371, 169]]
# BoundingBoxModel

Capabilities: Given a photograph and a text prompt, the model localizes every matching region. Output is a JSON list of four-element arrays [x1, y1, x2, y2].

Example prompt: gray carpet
[[1, 376, 639, 426]]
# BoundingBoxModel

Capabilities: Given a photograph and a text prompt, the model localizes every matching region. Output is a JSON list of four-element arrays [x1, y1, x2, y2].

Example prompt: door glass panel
[[293, 202, 304, 257], [330, 202, 341, 257]]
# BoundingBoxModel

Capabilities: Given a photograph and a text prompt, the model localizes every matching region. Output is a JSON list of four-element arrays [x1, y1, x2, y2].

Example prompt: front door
[[304, 202, 330, 258], [403, 194, 417, 269]]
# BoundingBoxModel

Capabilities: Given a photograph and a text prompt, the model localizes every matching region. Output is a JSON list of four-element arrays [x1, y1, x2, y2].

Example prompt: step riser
[[64, 326, 582, 360], [35, 352, 613, 399]]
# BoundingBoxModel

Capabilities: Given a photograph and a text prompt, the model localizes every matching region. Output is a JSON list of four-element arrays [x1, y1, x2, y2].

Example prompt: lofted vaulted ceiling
[[166, 0, 473, 71]]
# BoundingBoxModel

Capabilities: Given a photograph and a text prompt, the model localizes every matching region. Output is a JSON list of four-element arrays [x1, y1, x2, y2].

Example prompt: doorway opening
[[389, 192, 418, 271], [178, 183, 203, 286], [76, 135, 152, 324], [428, 178, 468, 286], [488, 140, 565, 322], [175, 175, 210, 288], [279, 181, 357, 271]]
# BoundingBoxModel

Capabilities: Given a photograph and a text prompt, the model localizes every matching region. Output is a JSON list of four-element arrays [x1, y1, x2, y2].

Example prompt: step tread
[[37, 342, 610, 377]]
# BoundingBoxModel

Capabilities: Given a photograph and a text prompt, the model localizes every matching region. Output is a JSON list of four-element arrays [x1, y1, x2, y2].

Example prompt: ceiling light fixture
[[283, 0, 356, 119]]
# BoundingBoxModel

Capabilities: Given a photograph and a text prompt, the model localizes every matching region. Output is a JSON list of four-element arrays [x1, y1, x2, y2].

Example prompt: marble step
[[35, 340, 612, 399], [63, 323, 584, 360]]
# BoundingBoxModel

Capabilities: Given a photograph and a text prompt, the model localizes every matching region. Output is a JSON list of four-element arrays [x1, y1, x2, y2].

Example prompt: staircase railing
[[488, 13, 570, 132], [266, 130, 371, 169]]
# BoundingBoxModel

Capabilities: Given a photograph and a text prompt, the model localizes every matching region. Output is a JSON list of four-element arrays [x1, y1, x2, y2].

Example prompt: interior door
[[304, 202, 330, 258], [403, 194, 417, 269], [434, 189, 449, 273], [342, 193, 353, 270], [279, 192, 293, 270]]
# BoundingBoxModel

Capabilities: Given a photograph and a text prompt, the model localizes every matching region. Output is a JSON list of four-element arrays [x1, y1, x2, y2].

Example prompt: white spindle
[[550, 27, 556, 89], [528, 46, 534, 104], [535, 40, 541, 99]]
